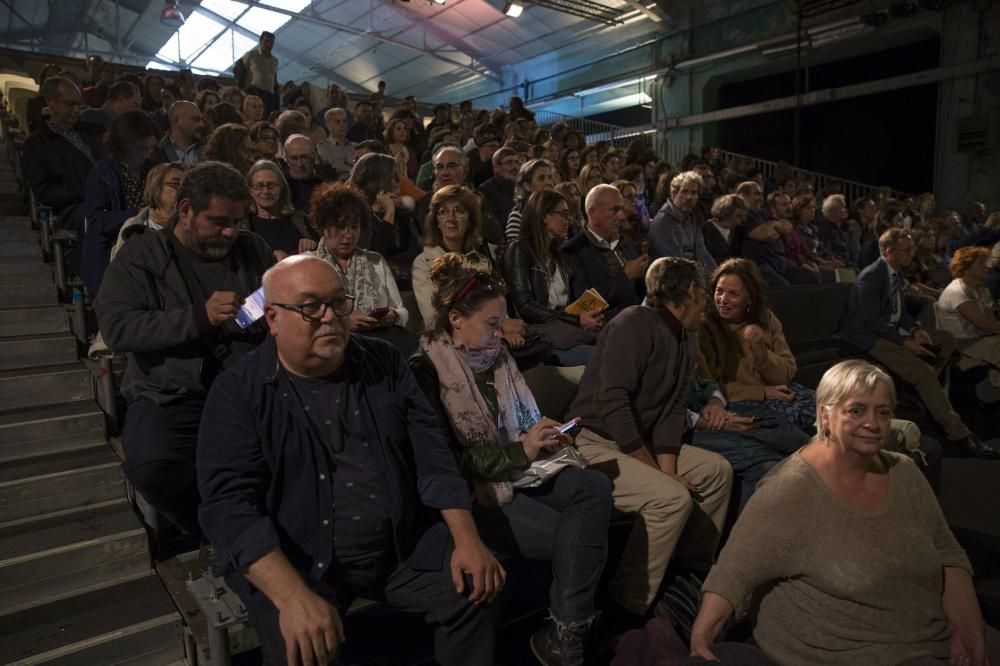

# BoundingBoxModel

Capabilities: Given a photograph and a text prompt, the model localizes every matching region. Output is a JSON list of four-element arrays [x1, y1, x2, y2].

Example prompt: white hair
[[822, 194, 846, 215]]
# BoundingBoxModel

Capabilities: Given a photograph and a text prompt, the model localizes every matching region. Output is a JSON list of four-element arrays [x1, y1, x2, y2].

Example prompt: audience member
[[197, 254, 502, 666], [504, 190, 600, 366], [241, 94, 264, 128], [698, 259, 816, 432], [247, 160, 316, 260], [937, 246, 1000, 406], [577, 163, 605, 197], [249, 121, 279, 161], [563, 184, 647, 321], [648, 171, 716, 270], [79, 80, 140, 130], [702, 193, 746, 265], [282, 134, 336, 212], [194, 90, 220, 115], [413, 145, 471, 238], [203, 122, 254, 175], [467, 125, 502, 187], [349, 152, 421, 268], [569, 257, 733, 618], [478, 147, 520, 245], [346, 101, 381, 143], [204, 101, 243, 131], [22, 76, 103, 235], [412, 185, 498, 325], [838, 229, 998, 458], [504, 158, 556, 242], [235, 31, 278, 115], [553, 181, 584, 236], [111, 161, 186, 259], [690, 360, 996, 666], [408, 254, 612, 665], [818, 194, 853, 266], [82, 110, 159, 295], [154, 101, 204, 166], [26, 63, 64, 133], [95, 162, 275, 536], [784, 194, 835, 283], [316, 107, 355, 180]]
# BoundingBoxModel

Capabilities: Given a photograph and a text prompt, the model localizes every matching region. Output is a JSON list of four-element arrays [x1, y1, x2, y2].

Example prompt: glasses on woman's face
[[256, 134, 278, 142], [271, 295, 356, 322], [251, 181, 281, 192], [548, 208, 570, 219], [438, 206, 469, 219]]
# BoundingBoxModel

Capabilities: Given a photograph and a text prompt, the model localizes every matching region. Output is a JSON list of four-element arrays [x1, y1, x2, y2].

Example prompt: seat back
[[522, 365, 584, 421]]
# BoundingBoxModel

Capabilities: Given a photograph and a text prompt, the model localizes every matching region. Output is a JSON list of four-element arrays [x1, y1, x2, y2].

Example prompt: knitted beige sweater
[[704, 450, 972, 665]]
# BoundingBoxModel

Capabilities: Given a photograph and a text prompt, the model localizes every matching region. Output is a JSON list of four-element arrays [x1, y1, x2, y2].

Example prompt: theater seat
[[765, 283, 864, 389], [523, 365, 584, 421]]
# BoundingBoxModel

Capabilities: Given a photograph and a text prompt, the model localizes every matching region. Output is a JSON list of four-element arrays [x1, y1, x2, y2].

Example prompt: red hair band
[[453, 275, 478, 304]]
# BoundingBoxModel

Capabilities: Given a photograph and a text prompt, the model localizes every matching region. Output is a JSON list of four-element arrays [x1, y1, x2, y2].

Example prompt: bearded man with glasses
[[197, 254, 503, 666], [95, 161, 276, 542]]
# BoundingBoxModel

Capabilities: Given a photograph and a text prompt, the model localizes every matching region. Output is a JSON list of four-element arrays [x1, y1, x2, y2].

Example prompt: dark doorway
[[714, 38, 940, 194]]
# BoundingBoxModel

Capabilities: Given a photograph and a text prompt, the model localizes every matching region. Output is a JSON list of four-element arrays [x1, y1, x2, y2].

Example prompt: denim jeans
[[690, 430, 788, 512], [729, 383, 817, 434], [550, 344, 595, 367], [476, 466, 612, 623]]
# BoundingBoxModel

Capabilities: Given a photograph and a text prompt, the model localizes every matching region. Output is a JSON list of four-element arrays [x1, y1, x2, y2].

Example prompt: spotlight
[[159, 0, 185, 27], [504, 1, 524, 17]]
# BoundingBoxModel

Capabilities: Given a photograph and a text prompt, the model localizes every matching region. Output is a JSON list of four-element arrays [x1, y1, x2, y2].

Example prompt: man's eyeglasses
[[271, 296, 356, 322], [434, 162, 462, 171], [286, 154, 315, 164]]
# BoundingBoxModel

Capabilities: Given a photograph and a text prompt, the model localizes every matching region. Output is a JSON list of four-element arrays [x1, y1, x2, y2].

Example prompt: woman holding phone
[[307, 181, 419, 356], [408, 252, 612, 666]]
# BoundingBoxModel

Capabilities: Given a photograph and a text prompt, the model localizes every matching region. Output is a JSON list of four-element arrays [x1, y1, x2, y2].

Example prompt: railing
[[533, 109, 642, 146]]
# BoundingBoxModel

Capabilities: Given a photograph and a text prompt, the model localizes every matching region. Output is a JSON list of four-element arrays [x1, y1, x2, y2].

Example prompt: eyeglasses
[[434, 162, 462, 171], [437, 206, 469, 218], [251, 182, 281, 192], [286, 154, 315, 164], [271, 296, 355, 322], [548, 209, 570, 219], [256, 134, 278, 142]]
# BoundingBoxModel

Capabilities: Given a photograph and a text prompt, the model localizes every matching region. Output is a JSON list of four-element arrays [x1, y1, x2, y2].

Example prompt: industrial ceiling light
[[504, 1, 524, 17], [160, 0, 185, 27]]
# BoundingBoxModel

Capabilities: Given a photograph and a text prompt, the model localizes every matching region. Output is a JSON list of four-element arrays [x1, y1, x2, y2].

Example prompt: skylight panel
[[199, 0, 247, 21], [191, 28, 258, 73]]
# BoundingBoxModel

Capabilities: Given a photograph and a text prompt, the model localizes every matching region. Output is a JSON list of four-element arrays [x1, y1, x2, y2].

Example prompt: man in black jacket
[[478, 147, 519, 246], [198, 255, 502, 665], [95, 162, 275, 536], [22, 76, 104, 235]]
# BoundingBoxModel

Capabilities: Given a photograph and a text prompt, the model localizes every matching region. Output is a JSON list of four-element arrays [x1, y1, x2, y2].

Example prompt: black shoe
[[653, 570, 705, 644], [951, 433, 1000, 460], [530, 615, 595, 666]]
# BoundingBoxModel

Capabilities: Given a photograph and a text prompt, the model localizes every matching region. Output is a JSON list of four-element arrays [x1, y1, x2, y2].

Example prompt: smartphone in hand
[[558, 417, 581, 434], [368, 307, 391, 320]]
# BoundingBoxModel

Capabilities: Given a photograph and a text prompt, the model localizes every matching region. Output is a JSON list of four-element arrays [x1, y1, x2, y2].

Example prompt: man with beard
[[648, 170, 717, 271], [154, 100, 205, 166], [95, 162, 275, 539]]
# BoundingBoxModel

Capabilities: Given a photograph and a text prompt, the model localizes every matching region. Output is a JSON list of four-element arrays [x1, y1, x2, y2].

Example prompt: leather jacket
[[502, 240, 580, 326]]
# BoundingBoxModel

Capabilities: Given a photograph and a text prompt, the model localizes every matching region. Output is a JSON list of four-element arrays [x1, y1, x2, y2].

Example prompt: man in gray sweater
[[569, 256, 733, 617], [648, 170, 718, 271]]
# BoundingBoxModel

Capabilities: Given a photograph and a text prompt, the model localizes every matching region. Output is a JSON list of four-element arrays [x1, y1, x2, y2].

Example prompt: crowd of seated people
[[15, 41, 1000, 666]]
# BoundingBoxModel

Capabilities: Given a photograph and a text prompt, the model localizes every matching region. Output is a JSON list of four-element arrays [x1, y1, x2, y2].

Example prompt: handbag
[[510, 445, 588, 489]]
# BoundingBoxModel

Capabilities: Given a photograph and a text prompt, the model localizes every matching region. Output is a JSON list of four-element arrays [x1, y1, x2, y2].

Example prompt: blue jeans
[[690, 429, 794, 512], [476, 466, 612, 623], [729, 383, 817, 434], [550, 344, 595, 367]]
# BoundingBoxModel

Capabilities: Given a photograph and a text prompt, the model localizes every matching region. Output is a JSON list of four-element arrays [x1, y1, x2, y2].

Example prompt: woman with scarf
[[408, 253, 612, 666], [307, 181, 418, 357]]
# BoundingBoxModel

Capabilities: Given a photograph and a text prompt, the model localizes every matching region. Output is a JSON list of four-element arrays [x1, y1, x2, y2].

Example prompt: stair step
[[0, 283, 57, 307], [0, 571, 185, 666], [0, 306, 70, 337], [0, 258, 52, 285], [0, 364, 93, 411], [0, 334, 77, 371], [0, 216, 32, 229], [0, 241, 39, 258], [0, 500, 149, 612], [0, 445, 122, 523], [0, 402, 106, 460], [0, 228, 39, 242]]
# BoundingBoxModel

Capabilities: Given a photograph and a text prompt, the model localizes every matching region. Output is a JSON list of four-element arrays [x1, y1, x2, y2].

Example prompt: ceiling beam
[[621, 0, 663, 22], [222, 0, 500, 82], [382, 2, 504, 74]]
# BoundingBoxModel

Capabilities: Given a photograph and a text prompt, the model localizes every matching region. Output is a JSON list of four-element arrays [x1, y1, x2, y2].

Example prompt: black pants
[[122, 396, 204, 536], [249, 553, 497, 666], [759, 263, 819, 288]]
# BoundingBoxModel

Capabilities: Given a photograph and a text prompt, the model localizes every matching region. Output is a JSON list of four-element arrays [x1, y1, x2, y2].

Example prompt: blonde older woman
[[111, 161, 187, 259], [247, 160, 316, 260], [689, 360, 996, 666]]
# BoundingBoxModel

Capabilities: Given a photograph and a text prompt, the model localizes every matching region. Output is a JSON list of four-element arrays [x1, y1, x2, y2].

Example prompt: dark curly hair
[[308, 181, 370, 237]]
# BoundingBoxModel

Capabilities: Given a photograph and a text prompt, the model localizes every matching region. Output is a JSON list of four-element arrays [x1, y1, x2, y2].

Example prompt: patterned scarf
[[421, 333, 541, 506], [313, 241, 383, 315]]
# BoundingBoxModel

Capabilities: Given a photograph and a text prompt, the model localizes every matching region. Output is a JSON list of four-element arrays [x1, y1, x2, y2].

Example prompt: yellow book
[[564, 288, 609, 315]]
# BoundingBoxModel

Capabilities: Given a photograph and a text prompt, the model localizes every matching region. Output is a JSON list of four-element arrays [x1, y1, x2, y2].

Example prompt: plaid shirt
[[47, 121, 96, 164]]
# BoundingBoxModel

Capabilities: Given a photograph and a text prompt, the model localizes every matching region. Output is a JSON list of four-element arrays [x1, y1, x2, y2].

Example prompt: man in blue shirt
[[197, 255, 503, 665]]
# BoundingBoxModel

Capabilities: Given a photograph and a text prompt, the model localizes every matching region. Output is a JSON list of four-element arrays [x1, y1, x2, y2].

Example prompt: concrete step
[[0, 283, 58, 307], [0, 499, 150, 613], [0, 402, 106, 462], [0, 240, 40, 258], [0, 445, 122, 523], [0, 364, 93, 411], [0, 256, 52, 284], [0, 333, 78, 371], [0, 306, 70, 338], [0, 216, 32, 229], [0, 228, 39, 242], [0, 203, 30, 218], [0, 571, 185, 665]]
